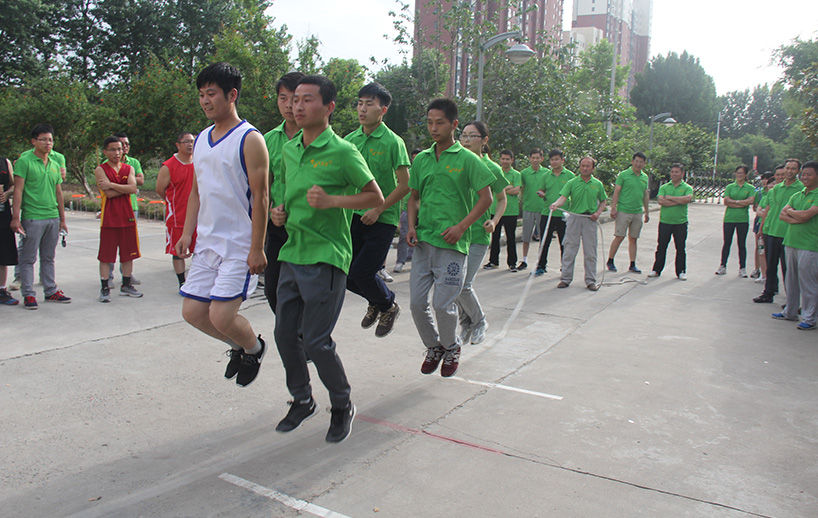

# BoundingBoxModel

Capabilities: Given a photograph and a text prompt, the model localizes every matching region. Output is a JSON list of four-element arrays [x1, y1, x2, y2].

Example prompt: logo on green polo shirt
[[445, 165, 462, 174], [369, 148, 384, 157], [310, 159, 333, 168]]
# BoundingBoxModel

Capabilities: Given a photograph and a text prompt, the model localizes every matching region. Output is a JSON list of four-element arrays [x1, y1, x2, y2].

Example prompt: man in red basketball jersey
[[95, 135, 142, 302], [156, 132, 197, 288]]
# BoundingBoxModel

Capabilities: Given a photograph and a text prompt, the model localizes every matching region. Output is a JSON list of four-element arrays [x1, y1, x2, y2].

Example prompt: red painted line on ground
[[358, 414, 504, 455]]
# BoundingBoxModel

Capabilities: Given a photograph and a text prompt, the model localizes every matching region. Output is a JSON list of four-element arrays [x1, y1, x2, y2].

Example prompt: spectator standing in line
[[647, 164, 693, 280], [607, 152, 649, 273], [486, 149, 521, 271], [715, 165, 756, 277]]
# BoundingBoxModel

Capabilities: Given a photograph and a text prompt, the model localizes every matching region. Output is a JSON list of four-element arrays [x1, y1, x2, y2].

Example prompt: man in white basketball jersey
[[175, 62, 269, 387]]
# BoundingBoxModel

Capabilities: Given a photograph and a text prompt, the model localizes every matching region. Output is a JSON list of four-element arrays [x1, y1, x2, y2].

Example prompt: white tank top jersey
[[192, 120, 259, 259]]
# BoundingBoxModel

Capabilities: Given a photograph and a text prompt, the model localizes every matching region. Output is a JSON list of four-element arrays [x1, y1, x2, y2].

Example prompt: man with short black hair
[[535, 149, 575, 276], [271, 75, 383, 443], [487, 149, 520, 270], [517, 148, 546, 270], [647, 164, 693, 280], [10, 124, 71, 309], [607, 151, 649, 273], [773, 161, 818, 330], [754, 158, 803, 303], [344, 82, 411, 338], [106, 132, 144, 286]]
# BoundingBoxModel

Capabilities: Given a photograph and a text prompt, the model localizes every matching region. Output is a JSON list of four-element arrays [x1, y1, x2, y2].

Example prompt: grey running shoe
[[120, 284, 143, 297], [99, 287, 111, 303]]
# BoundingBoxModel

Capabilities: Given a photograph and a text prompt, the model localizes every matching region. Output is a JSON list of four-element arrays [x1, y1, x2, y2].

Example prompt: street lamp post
[[476, 31, 535, 121]]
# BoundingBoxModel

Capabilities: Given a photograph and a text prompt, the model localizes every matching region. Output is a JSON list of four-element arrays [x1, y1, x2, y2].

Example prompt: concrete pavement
[[1, 204, 816, 517]]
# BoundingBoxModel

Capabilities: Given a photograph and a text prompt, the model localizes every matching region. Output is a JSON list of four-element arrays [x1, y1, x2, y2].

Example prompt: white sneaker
[[9, 276, 20, 290], [377, 268, 394, 283], [393, 262, 404, 273], [471, 320, 488, 344], [738, 268, 748, 278], [754, 276, 766, 284], [647, 271, 660, 278], [715, 265, 726, 275], [678, 272, 687, 281]]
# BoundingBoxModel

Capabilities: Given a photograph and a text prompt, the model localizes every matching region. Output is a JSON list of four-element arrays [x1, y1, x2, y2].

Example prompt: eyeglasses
[[35, 138, 54, 143], [459, 134, 482, 141]]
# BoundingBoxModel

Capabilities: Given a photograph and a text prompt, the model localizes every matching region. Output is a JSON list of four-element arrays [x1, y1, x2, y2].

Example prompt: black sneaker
[[236, 336, 266, 387], [375, 302, 400, 338], [224, 348, 242, 380], [753, 293, 774, 304], [276, 398, 319, 432], [326, 402, 355, 443], [361, 304, 379, 329], [517, 261, 528, 271]]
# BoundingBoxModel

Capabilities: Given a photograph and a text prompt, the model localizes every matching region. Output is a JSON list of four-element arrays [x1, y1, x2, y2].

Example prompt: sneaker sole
[[797, 325, 817, 331], [276, 402, 320, 433], [326, 404, 355, 443], [45, 299, 71, 303], [24, 304, 38, 310], [119, 292, 144, 298]]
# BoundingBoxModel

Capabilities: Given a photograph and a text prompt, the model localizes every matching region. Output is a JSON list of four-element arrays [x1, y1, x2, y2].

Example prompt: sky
[[267, 0, 818, 96]]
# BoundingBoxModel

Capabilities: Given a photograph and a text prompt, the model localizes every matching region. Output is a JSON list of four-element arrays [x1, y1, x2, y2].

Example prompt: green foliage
[[630, 51, 719, 130], [720, 134, 785, 175], [0, 0, 57, 85], [297, 36, 324, 75], [323, 58, 367, 137], [719, 83, 789, 141], [777, 37, 818, 147], [571, 40, 630, 97]]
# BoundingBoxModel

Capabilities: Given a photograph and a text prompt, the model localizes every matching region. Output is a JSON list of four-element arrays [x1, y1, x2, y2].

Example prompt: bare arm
[[10, 174, 24, 234], [56, 184, 67, 232], [591, 199, 607, 221], [243, 131, 270, 274], [406, 189, 419, 247], [485, 189, 505, 233], [643, 188, 650, 223], [155, 165, 171, 200], [360, 164, 409, 225], [610, 185, 622, 218], [174, 175, 199, 258], [781, 204, 818, 224], [505, 184, 521, 196]]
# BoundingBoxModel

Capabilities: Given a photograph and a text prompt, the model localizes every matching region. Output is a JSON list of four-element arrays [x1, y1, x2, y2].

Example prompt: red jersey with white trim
[[99, 162, 135, 228], [162, 154, 194, 229]]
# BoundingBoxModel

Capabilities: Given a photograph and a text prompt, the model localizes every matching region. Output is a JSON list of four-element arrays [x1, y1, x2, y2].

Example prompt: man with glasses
[[156, 132, 196, 288], [10, 124, 71, 309]]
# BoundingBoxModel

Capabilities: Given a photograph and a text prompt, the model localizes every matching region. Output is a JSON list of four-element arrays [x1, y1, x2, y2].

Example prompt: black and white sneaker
[[326, 402, 355, 443], [236, 336, 266, 387], [224, 348, 242, 380], [276, 398, 319, 432]]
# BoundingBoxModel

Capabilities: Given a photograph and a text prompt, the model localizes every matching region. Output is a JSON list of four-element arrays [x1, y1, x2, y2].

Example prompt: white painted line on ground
[[448, 376, 563, 400], [218, 473, 352, 518]]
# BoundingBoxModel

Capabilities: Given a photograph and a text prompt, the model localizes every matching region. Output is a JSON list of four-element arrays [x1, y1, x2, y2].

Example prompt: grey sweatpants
[[783, 246, 818, 326], [560, 215, 599, 286], [409, 242, 466, 350], [456, 242, 488, 330], [274, 262, 351, 410], [18, 218, 60, 298]]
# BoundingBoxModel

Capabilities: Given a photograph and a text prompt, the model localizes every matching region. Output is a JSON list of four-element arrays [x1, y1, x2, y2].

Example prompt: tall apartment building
[[415, 0, 565, 97], [571, 0, 652, 92]]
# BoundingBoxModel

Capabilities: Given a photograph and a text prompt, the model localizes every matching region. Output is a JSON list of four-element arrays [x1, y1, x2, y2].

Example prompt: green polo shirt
[[263, 121, 295, 208], [500, 167, 522, 217], [468, 154, 508, 246], [763, 180, 805, 237], [278, 126, 375, 274], [541, 168, 575, 217], [344, 122, 410, 227], [614, 167, 649, 214], [722, 182, 756, 223], [125, 156, 143, 212], [658, 181, 693, 224], [520, 166, 546, 213], [559, 175, 607, 214], [14, 149, 63, 220], [783, 187, 818, 252], [409, 142, 493, 254]]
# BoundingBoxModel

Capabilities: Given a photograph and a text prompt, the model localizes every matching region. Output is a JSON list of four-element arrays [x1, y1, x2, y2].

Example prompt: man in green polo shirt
[[407, 98, 493, 378], [647, 164, 693, 280], [344, 82, 410, 338], [487, 149, 521, 270], [518, 148, 546, 270], [551, 156, 608, 291], [773, 161, 818, 330], [607, 151, 650, 273], [270, 75, 383, 443], [535, 148, 575, 276], [10, 123, 71, 308], [754, 158, 804, 303], [262, 71, 304, 314]]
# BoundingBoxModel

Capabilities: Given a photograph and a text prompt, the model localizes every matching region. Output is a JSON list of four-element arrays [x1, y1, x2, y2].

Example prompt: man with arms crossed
[[176, 62, 269, 388], [156, 132, 196, 288], [773, 161, 818, 330], [407, 99, 493, 377], [647, 164, 693, 280], [607, 152, 649, 273], [270, 75, 383, 443], [551, 157, 608, 291], [344, 82, 410, 338]]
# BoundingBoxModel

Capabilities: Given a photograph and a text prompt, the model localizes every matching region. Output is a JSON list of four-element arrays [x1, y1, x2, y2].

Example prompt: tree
[[777, 37, 818, 146], [323, 58, 367, 137], [571, 39, 630, 97], [630, 51, 719, 130], [0, 0, 57, 85]]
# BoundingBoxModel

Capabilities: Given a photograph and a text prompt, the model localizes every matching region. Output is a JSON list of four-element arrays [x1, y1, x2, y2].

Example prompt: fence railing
[[684, 176, 733, 204]]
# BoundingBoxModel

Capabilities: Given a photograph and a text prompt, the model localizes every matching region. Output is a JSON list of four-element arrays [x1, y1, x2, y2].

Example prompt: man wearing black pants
[[754, 159, 803, 303], [488, 150, 521, 269], [648, 164, 693, 280], [535, 149, 574, 276]]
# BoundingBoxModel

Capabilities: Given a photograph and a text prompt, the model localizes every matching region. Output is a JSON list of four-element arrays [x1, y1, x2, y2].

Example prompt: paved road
[[2, 204, 816, 517]]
